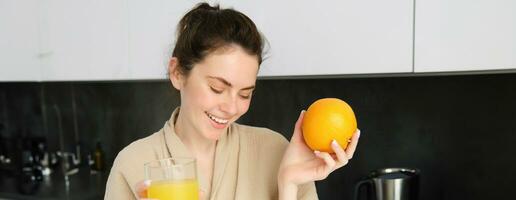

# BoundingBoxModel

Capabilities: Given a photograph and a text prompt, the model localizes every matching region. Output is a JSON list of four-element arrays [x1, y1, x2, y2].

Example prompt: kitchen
[[1, 0, 516, 200]]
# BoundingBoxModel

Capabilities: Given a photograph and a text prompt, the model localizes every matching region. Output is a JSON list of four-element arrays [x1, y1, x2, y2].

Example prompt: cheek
[[191, 88, 216, 107], [237, 99, 251, 115], [181, 84, 212, 107]]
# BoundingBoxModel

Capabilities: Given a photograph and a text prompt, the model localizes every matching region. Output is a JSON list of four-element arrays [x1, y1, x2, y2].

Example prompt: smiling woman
[[104, 2, 359, 200]]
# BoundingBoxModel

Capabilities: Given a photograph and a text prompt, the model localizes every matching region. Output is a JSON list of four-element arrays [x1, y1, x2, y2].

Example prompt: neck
[[174, 111, 217, 158]]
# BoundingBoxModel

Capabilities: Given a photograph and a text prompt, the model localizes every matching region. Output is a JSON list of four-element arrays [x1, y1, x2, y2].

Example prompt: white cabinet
[[2, 0, 414, 81], [415, 0, 516, 73], [5, 0, 516, 81], [127, 0, 414, 79], [127, 0, 192, 80], [0, 0, 41, 81], [39, 0, 129, 81], [222, 0, 414, 77]]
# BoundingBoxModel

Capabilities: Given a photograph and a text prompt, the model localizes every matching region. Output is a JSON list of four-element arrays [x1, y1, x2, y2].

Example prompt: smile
[[205, 112, 229, 124]]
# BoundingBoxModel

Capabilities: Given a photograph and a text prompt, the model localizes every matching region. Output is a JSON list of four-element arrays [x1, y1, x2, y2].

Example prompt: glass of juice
[[144, 157, 199, 200]]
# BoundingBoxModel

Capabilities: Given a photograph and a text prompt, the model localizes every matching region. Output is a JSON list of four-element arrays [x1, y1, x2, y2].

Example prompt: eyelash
[[210, 87, 251, 99], [240, 94, 251, 99], [210, 87, 223, 94]]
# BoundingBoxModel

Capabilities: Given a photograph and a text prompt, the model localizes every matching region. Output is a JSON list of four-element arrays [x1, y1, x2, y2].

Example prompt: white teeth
[[206, 112, 228, 124]]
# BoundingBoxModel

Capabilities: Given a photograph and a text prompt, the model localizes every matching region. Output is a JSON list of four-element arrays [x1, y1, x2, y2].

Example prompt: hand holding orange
[[302, 98, 357, 153]]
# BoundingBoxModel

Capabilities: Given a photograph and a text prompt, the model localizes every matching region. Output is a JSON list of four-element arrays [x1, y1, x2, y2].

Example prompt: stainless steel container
[[354, 168, 420, 200]]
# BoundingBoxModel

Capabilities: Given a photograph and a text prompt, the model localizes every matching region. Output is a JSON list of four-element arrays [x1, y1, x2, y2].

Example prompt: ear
[[168, 57, 184, 90]]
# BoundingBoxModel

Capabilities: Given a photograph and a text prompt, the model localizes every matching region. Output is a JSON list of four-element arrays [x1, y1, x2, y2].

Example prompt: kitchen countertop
[[0, 167, 107, 200]]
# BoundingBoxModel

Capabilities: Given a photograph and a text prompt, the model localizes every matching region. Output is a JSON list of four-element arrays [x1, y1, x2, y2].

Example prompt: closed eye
[[239, 91, 253, 99], [210, 87, 223, 94]]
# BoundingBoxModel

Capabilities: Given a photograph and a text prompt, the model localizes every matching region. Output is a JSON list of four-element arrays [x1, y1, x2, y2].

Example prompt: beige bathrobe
[[104, 108, 318, 200]]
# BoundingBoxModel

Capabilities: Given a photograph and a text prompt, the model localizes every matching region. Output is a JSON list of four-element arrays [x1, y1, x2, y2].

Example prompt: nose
[[219, 93, 238, 116]]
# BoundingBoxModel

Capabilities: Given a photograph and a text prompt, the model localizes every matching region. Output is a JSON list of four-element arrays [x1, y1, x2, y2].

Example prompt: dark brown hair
[[172, 3, 264, 76]]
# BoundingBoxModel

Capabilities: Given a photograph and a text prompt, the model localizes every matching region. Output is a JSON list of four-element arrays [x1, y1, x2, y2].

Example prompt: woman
[[104, 3, 360, 200]]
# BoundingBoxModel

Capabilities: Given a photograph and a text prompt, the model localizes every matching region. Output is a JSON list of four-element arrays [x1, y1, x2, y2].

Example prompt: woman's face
[[173, 45, 259, 140]]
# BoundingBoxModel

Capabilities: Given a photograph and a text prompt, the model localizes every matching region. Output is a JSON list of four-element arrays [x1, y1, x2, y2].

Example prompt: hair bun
[[194, 2, 220, 12]]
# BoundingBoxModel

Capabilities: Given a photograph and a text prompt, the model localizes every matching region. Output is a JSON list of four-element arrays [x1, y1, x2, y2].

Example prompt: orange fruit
[[302, 98, 357, 153]]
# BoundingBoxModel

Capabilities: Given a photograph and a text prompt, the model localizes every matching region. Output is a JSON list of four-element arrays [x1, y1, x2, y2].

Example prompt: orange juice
[[147, 179, 199, 200]]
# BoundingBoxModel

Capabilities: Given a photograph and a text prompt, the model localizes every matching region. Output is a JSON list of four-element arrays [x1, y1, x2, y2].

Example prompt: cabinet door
[[224, 0, 414, 77], [415, 0, 516, 72], [0, 0, 40, 81], [40, 0, 129, 81], [127, 0, 193, 80]]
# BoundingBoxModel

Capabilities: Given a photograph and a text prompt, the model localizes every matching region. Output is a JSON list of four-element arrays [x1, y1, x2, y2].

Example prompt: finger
[[199, 189, 206, 199], [135, 180, 151, 198], [314, 151, 336, 172], [331, 140, 349, 168], [345, 129, 361, 159], [290, 110, 306, 142]]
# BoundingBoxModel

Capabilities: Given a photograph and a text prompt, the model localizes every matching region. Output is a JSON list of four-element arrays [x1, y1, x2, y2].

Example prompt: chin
[[204, 129, 227, 141]]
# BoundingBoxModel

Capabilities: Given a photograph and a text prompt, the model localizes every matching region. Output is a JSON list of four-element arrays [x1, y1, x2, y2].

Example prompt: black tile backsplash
[[1, 73, 516, 199]]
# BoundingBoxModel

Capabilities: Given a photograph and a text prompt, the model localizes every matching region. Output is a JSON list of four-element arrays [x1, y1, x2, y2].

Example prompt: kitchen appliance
[[17, 137, 43, 194], [354, 168, 420, 200]]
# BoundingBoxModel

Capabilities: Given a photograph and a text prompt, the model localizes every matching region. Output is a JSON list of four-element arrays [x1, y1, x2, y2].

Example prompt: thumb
[[290, 110, 306, 142], [136, 180, 151, 198]]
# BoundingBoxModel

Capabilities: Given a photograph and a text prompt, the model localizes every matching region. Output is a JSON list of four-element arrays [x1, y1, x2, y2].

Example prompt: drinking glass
[[144, 157, 199, 200]]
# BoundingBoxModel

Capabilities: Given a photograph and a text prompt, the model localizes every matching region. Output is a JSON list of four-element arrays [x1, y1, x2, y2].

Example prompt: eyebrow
[[207, 76, 255, 90]]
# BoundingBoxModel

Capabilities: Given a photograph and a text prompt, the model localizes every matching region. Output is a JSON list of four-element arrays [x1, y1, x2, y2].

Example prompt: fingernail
[[357, 129, 361, 138], [301, 110, 306, 114], [331, 139, 340, 148], [144, 180, 152, 186], [314, 150, 320, 155]]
